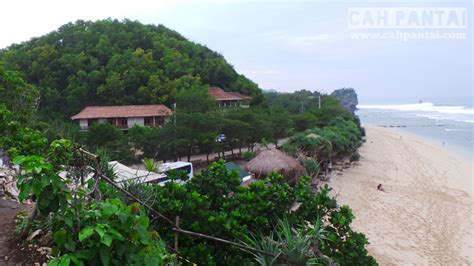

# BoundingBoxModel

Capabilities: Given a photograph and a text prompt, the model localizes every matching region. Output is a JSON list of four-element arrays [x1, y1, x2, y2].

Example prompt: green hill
[[0, 19, 263, 119]]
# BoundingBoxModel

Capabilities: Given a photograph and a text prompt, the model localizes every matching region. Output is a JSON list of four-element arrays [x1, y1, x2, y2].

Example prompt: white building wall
[[79, 119, 88, 130], [127, 117, 144, 128]]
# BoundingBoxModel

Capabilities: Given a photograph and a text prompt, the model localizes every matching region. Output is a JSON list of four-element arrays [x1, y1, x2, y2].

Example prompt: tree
[[140, 162, 376, 265], [85, 122, 133, 161], [0, 64, 39, 123], [173, 113, 218, 162], [0, 19, 260, 119], [174, 82, 215, 113]]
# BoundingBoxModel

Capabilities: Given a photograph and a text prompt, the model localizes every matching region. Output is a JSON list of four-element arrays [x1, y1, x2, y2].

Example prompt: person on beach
[[377, 183, 385, 192]]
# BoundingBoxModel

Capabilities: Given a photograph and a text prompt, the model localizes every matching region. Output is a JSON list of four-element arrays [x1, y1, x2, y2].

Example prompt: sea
[[356, 98, 474, 159]]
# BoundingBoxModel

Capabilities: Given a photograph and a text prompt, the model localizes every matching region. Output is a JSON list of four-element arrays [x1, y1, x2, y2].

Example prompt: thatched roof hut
[[245, 148, 304, 184]]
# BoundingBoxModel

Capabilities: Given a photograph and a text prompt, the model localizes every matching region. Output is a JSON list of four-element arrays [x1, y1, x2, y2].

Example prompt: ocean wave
[[357, 102, 474, 115], [445, 128, 468, 132]]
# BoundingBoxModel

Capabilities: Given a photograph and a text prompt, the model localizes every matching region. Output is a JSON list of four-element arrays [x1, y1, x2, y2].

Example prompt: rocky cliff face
[[331, 88, 358, 114], [0, 151, 18, 201]]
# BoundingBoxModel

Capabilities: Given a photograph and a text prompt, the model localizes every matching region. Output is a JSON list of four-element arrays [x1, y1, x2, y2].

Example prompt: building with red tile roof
[[208, 87, 252, 108], [71, 104, 172, 130]]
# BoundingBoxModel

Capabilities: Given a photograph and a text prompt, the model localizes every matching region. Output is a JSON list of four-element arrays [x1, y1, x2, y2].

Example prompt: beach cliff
[[331, 88, 358, 114]]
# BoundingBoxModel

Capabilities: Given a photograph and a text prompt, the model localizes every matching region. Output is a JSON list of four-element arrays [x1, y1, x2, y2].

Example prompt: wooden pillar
[[174, 216, 179, 265]]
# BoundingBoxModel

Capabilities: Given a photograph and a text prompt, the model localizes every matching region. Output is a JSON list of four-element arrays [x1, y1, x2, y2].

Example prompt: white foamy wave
[[357, 102, 474, 124], [445, 128, 468, 132], [357, 102, 474, 115]]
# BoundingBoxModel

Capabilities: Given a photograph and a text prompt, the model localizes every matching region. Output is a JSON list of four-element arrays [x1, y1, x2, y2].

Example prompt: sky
[[0, 0, 472, 103]]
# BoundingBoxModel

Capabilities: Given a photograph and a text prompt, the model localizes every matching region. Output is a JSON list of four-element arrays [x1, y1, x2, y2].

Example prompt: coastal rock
[[0, 157, 20, 202], [331, 88, 358, 114]]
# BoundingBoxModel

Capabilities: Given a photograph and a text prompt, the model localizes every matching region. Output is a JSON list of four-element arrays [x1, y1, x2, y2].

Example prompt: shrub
[[143, 158, 159, 172], [242, 151, 256, 161], [301, 158, 320, 177], [49, 199, 172, 265], [144, 161, 376, 265], [85, 122, 133, 162], [350, 151, 360, 162]]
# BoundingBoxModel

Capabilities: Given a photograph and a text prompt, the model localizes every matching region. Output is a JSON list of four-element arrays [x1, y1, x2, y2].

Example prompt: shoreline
[[330, 125, 473, 265], [374, 124, 474, 162]]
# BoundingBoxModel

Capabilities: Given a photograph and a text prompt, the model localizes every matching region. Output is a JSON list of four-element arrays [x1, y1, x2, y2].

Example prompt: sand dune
[[331, 125, 473, 265]]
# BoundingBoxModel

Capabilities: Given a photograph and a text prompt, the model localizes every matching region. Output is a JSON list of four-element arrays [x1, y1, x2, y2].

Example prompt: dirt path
[[330, 126, 474, 265], [0, 199, 47, 265]]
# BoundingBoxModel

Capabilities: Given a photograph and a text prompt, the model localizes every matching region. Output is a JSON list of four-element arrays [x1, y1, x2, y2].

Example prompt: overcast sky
[[1, 0, 472, 103]]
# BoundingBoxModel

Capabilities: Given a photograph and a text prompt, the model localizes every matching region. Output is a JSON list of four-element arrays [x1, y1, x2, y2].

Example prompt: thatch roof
[[245, 148, 304, 184]]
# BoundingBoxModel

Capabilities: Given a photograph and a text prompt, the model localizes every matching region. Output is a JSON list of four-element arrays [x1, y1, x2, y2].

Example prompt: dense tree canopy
[[0, 19, 263, 120], [0, 64, 39, 123]]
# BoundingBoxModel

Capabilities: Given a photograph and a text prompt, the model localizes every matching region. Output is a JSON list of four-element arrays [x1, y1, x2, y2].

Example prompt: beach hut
[[245, 148, 304, 184], [224, 162, 252, 182]]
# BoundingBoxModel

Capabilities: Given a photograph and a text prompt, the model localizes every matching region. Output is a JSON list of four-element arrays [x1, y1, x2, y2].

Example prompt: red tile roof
[[228, 91, 253, 100], [71, 105, 172, 120], [209, 87, 250, 101]]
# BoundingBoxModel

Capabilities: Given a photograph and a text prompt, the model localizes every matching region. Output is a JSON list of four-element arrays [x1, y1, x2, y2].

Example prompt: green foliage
[[85, 122, 133, 162], [142, 158, 159, 172], [12, 139, 76, 215], [242, 218, 331, 265], [301, 158, 320, 178], [0, 19, 263, 119], [284, 118, 362, 161], [49, 199, 172, 266], [350, 151, 361, 162], [175, 81, 215, 113], [0, 105, 49, 158], [2, 106, 171, 265], [0, 64, 39, 123], [242, 151, 256, 161], [264, 89, 320, 114], [131, 161, 376, 265]]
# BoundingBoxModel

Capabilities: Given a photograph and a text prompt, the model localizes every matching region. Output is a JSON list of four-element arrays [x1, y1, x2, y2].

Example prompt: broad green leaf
[[18, 183, 30, 202], [12, 155, 26, 165], [137, 215, 149, 228], [58, 255, 70, 266], [64, 238, 76, 252], [79, 226, 94, 242], [107, 228, 124, 241], [95, 225, 106, 238], [99, 247, 110, 266], [100, 234, 113, 247], [63, 217, 73, 228], [101, 203, 117, 217], [144, 255, 160, 266], [53, 230, 67, 246]]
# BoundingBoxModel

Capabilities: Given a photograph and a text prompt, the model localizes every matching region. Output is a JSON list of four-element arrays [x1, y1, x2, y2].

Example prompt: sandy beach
[[331, 125, 474, 265]]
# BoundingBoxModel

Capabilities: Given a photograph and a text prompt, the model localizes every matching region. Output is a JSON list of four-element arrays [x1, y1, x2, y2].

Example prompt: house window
[[88, 119, 98, 126], [144, 117, 153, 127], [107, 118, 116, 126], [117, 118, 127, 128], [156, 117, 164, 126]]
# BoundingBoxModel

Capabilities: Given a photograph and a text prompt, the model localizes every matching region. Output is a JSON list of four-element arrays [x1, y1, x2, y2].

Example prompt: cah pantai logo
[[348, 8, 467, 29]]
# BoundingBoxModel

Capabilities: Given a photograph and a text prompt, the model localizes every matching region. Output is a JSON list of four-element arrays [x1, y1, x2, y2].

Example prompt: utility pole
[[318, 95, 321, 109], [173, 102, 177, 161], [173, 102, 176, 127], [299, 101, 305, 113]]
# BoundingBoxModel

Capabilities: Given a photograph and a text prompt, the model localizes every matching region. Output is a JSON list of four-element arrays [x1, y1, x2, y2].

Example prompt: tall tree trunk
[[187, 146, 191, 162]]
